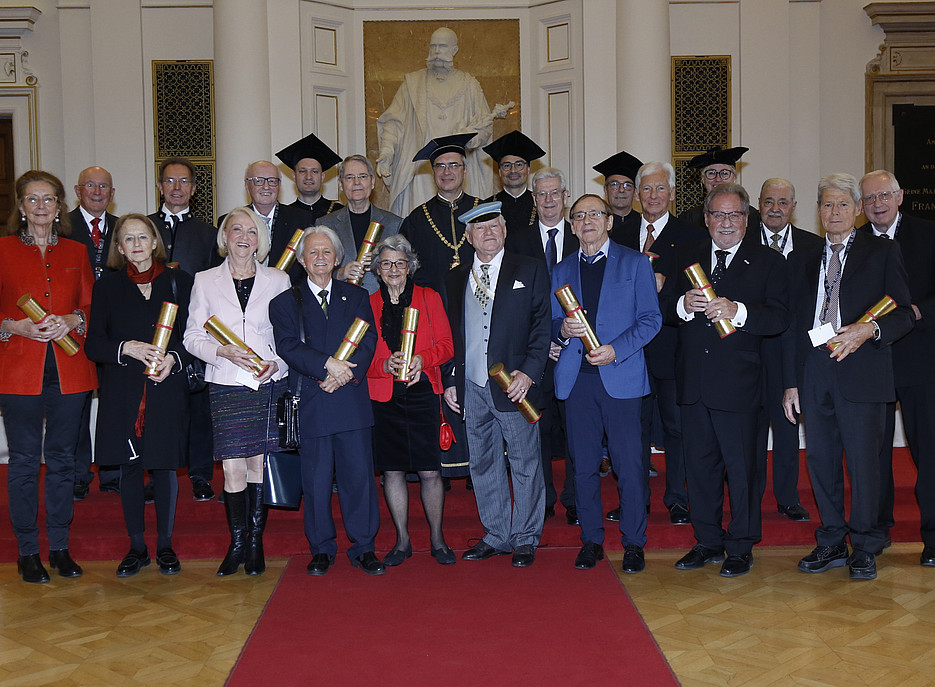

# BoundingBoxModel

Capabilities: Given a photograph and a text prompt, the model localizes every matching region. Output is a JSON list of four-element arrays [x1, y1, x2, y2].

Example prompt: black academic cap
[[275, 132, 342, 172], [412, 133, 476, 163], [483, 130, 546, 164], [593, 150, 643, 181], [687, 146, 749, 170]]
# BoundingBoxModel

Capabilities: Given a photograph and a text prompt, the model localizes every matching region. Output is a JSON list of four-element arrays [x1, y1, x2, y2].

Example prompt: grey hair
[[818, 173, 860, 205], [760, 177, 796, 200], [370, 234, 420, 277], [296, 225, 344, 264], [217, 207, 272, 262], [704, 182, 750, 215], [860, 169, 900, 193], [530, 167, 567, 192], [635, 161, 676, 189], [338, 154, 375, 180]]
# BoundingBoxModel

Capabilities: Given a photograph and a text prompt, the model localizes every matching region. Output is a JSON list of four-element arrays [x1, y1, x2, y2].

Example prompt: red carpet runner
[[226, 551, 680, 687]]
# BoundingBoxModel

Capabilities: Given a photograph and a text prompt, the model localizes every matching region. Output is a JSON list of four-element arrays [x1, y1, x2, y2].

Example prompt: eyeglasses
[[499, 160, 528, 171], [81, 182, 112, 191], [606, 180, 634, 191], [24, 195, 58, 206], [640, 184, 670, 195], [862, 191, 897, 204], [342, 173, 371, 183], [377, 259, 409, 270], [247, 176, 281, 187], [571, 210, 607, 221], [432, 162, 464, 171], [703, 169, 735, 181], [707, 210, 747, 223], [162, 177, 193, 186], [536, 189, 565, 200]]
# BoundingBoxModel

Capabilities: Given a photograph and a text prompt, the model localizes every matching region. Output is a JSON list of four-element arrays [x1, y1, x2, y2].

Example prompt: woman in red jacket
[[366, 235, 455, 566], [0, 170, 97, 583]]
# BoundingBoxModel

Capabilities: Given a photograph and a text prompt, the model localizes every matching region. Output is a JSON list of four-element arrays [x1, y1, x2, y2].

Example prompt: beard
[[426, 57, 454, 72]]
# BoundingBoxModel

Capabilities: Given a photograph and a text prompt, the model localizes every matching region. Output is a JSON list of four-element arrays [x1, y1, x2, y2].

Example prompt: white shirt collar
[[308, 277, 333, 301], [79, 206, 105, 228], [161, 204, 189, 219], [872, 212, 901, 238], [579, 237, 611, 262], [641, 212, 670, 232]]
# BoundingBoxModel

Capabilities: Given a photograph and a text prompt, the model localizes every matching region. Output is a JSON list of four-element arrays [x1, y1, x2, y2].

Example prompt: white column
[[616, 0, 671, 162], [214, 0, 272, 213]]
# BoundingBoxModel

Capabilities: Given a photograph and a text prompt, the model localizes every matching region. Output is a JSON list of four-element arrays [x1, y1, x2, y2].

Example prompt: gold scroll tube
[[203, 315, 270, 377], [144, 301, 179, 377], [16, 294, 80, 356], [554, 284, 601, 353], [489, 362, 541, 424], [684, 263, 736, 338], [395, 307, 420, 382], [827, 294, 897, 353], [334, 317, 370, 361], [348, 222, 384, 286], [274, 228, 305, 272]]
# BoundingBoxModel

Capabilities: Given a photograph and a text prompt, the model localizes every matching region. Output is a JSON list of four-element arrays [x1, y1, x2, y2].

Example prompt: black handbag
[[168, 270, 208, 393], [275, 286, 304, 449], [263, 450, 302, 508]]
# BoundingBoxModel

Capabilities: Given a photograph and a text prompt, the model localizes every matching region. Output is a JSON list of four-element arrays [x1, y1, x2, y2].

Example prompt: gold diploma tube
[[554, 284, 601, 353], [489, 362, 541, 424], [335, 317, 370, 361], [144, 301, 178, 377], [827, 295, 897, 353], [348, 222, 384, 286], [17, 293, 80, 356], [204, 315, 270, 377], [274, 228, 305, 272], [684, 263, 736, 338], [396, 307, 420, 382]]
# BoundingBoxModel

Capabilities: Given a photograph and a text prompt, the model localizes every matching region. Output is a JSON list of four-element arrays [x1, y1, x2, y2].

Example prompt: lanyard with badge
[[760, 225, 790, 254]]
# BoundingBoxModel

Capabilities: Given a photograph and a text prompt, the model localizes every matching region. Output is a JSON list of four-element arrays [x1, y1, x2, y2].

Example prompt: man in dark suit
[[858, 169, 935, 567], [507, 167, 579, 525], [664, 182, 788, 577], [276, 132, 344, 222], [443, 201, 550, 567], [552, 193, 661, 572], [750, 178, 823, 522], [483, 130, 545, 236], [69, 166, 120, 499], [593, 150, 643, 241], [681, 147, 760, 230], [783, 173, 913, 581], [149, 157, 220, 501], [318, 154, 402, 294], [269, 226, 382, 576]]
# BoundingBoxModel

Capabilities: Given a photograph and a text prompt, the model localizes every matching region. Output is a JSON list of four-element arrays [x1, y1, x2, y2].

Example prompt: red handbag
[[439, 398, 456, 450]]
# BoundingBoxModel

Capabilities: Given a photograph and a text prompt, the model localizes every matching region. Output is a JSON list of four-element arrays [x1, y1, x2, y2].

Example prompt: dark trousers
[[801, 351, 887, 554], [645, 375, 687, 509], [0, 350, 89, 555], [300, 427, 378, 560], [681, 400, 760, 556], [120, 461, 178, 547], [186, 387, 214, 482], [74, 391, 120, 488], [539, 357, 574, 510], [567, 375, 645, 547], [755, 337, 802, 507]]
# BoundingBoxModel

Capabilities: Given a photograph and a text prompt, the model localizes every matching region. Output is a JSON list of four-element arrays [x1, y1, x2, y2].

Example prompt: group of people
[[1, 127, 932, 585]]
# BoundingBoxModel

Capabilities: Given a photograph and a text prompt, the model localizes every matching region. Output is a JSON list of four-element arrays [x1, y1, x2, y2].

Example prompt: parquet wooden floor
[[2, 546, 934, 686]]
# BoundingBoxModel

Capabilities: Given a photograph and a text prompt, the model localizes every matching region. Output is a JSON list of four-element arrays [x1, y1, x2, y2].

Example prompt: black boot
[[217, 489, 247, 576], [244, 483, 267, 576]]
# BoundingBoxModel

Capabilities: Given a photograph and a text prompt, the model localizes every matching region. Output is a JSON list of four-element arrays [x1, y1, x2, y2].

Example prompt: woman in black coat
[[85, 213, 193, 577]]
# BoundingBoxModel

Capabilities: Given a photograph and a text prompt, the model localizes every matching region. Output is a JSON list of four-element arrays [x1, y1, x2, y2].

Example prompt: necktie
[[582, 251, 604, 265], [474, 264, 491, 308], [90, 217, 102, 249], [820, 244, 845, 326], [318, 289, 328, 318], [545, 228, 558, 273], [880, 233, 891, 240], [643, 224, 655, 253], [711, 250, 729, 285], [770, 233, 782, 251]]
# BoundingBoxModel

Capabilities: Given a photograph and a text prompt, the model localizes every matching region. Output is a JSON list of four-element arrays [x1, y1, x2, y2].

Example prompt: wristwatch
[[871, 320, 881, 341]]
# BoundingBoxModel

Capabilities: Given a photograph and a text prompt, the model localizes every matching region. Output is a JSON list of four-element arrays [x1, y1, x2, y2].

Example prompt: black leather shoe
[[306, 553, 334, 576], [383, 544, 412, 567], [352, 551, 386, 575], [73, 480, 89, 502], [675, 545, 725, 570], [565, 505, 579, 526], [116, 548, 151, 578], [544, 504, 555, 519], [431, 545, 456, 565], [574, 542, 604, 570], [17, 554, 50, 583], [798, 544, 848, 573], [599, 456, 612, 477], [462, 540, 510, 561], [921, 545, 935, 567], [720, 553, 753, 577], [848, 550, 877, 580], [874, 538, 892, 556], [777, 503, 810, 521], [605, 507, 620, 522], [49, 549, 83, 578], [512, 544, 536, 568], [99, 482, 120, 494], [192, 479, 215, 502], [648, 461, 659, 478], [621, 545, 646, 574], [156, 547, 181, 575], [668, 504, 690, 525]]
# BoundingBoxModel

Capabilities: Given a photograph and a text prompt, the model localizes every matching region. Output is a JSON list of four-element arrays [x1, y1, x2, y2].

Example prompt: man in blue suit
[[552, 194, 661, 573]]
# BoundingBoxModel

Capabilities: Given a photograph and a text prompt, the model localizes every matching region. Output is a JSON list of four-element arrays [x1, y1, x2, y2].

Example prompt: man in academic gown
[[276, 132, 344, 222]]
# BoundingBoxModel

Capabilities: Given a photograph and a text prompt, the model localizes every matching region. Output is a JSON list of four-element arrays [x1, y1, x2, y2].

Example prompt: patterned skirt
[[208, 379, 286, 461]]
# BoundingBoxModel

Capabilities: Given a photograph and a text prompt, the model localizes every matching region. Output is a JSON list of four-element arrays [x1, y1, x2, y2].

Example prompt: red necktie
[[642, 224, 655, 253], [91, 217, 102, 249]]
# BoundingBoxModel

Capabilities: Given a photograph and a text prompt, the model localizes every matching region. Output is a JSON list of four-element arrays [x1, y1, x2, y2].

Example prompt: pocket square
[[513, 280, 525, 289]]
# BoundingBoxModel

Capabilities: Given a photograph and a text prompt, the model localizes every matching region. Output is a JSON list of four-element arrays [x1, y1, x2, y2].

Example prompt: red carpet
[[0, 448, 923, 562], [226, 551, 679, 687]]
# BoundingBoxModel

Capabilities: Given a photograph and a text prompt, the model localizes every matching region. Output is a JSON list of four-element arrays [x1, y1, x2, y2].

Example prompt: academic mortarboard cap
[[412, 132, 476, 163], [483, 130, 546, 164], [593, 150, 643, 181], [275, 133, 342, 172], [687, 146, 749, 170], [458, 201, 502, 225]]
